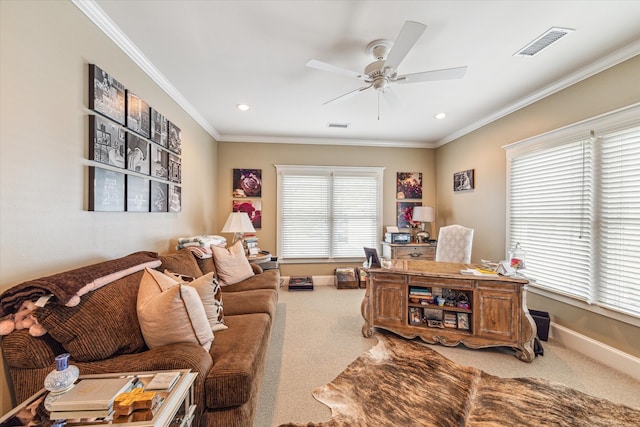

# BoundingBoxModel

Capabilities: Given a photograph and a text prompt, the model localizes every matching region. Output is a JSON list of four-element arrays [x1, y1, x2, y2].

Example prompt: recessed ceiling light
[[236, 104, 250, 111], [434, 113, 446, 120]]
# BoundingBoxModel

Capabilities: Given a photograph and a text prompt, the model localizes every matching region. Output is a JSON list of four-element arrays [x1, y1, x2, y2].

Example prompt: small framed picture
[[168, 121, 182, 154], [150, 108, 168, 147], [126, 175, 150, 212], [126, 91, 150, 138], [168, 153, 181, 183], [168, 184, 182, 213], [126, 133, 150, 175], [457, 313, 470, 330], [89, 115, 126, 169], [150, 181, 168, 212], [233, 169, 262, 198], [88, 166, 125, 212], [233, 199, 262, 229], [396, 172, 422, 199], [150, 145, 169, 180], [88, 64, 125, 125], [454, 169, 474, 192], [409, 307, 422, 325], [396, 201, 421, 228]]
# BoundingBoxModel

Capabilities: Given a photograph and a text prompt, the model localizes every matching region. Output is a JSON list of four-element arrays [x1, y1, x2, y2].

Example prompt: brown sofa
[[1, 249, 279, 427]]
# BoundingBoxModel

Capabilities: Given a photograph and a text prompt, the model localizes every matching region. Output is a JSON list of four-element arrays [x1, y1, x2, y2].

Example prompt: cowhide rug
[[280, 332, 640, 427]]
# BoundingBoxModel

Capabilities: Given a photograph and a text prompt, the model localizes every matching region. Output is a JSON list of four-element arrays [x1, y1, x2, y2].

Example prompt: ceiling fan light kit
[[306, 20, 468, 108]]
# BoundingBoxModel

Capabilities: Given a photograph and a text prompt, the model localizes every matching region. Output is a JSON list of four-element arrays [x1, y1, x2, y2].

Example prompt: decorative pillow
[[159, 250, 203, 278], [164, 270, 227, 332], [137, 268, 213, 351], [211, 241, 255, 286]]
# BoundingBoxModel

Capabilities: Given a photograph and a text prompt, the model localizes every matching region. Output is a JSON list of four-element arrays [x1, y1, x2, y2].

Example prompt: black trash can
[[529, 310, 550, 341]]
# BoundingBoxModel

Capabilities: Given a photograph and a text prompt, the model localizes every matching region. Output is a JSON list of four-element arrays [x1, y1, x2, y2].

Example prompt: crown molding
[[217, 134, 436, 149], [72, 0, 220, 141]]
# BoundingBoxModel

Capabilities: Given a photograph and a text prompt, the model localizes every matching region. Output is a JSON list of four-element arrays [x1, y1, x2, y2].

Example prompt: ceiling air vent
[[514, 27, 574, 57], [327, 123, 350, 129]]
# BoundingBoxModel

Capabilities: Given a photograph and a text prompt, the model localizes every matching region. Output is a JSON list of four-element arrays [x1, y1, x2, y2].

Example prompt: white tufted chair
[[435, 225, 474, 263]]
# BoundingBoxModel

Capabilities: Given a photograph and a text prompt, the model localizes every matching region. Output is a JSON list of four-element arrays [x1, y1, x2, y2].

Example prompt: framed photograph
[[88, 64, 125, 125], [363, 247, 381, 268], [233, 199, 262, 229], [233, 168, 262, 197], [168, 153, 181, 183], [150, 108, 168, 147], [457, 312, 470, 330], [126, 91, 150, 138], [89, 115, 125, 169], [409, 307, 422, 325], [168, 184, 182, 213], [396, 201, 421, 228], [126, 133, 150, 175], [126, 175, 149, 212], [150, 145, 169, 180], [150, 181, 168, 212], [88, 166, 125, 212], [396, 172, 422, 199], [454, 169, 474, 192], [168, 121, 182, 154]]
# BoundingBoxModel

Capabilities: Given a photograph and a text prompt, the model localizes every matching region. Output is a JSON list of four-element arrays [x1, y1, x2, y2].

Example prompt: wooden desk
[[361, 260, 536, 362]]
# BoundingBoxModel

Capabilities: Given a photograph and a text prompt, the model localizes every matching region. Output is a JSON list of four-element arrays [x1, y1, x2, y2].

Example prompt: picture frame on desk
[[363, 247, 381, 268]]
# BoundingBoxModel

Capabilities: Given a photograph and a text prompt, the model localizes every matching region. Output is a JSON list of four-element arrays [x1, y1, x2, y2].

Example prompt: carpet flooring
[[279, 332, 640, 427]]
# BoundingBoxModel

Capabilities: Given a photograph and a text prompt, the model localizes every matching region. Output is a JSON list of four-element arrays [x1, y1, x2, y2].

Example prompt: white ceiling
[[81, 0, 640, 148]]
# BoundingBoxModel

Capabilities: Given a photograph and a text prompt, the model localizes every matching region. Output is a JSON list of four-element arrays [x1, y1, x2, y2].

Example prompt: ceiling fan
[[306, 21, 467, 106]]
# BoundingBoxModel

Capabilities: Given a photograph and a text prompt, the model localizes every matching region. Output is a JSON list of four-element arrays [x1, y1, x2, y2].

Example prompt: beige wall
[[217, 142, 435, 277], [435, 55, 640, 357], [0, 1, 218, 413]]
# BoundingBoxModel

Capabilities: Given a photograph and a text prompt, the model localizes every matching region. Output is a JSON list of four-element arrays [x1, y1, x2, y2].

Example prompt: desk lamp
[[221, 212, 256, 245], [412, 206, 434, 242]]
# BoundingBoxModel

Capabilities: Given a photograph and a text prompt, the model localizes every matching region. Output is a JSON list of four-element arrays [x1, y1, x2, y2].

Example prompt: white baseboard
[[550, 323, 640, 380]]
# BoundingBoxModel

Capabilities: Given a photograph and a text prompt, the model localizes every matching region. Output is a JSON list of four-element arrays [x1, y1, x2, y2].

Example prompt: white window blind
[[506, 103, 640, 320], [597, 126, 640, 315], [276, 165, 383, 261]]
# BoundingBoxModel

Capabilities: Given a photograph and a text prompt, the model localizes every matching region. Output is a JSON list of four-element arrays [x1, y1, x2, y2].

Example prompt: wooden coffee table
[[0, 369, 197, 427]]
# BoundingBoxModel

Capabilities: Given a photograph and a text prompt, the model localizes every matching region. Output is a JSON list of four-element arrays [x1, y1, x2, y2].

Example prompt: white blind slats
[[508, 119, 640, 319], [277, 166, 382, 260]]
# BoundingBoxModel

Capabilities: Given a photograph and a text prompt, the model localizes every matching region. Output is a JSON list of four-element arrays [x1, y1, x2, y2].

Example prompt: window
[[275, 165, 384, 262], [505, 104, 640, 322]]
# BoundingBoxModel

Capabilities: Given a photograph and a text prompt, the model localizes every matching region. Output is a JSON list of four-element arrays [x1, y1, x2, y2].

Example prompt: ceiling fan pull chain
[[377, 92, 381, 121]]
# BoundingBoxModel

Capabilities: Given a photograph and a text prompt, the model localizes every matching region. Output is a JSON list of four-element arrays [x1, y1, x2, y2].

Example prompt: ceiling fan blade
[[396, 66, 468, 84], [383, 21, 427, 72], [324, 85, 371, 105], [306, 59, 366, 80]]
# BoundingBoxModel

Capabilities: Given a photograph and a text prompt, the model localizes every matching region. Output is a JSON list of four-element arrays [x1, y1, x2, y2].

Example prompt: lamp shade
[[221, 212, 256, 233], [412, 206, 434, 223]]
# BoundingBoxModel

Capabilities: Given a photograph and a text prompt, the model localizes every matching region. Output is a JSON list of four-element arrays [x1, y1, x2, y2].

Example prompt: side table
[[0, 369, 197, 427]]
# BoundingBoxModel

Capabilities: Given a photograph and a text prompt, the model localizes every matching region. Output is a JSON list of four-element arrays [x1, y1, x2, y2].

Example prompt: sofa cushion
[[222, 289, 277, 318], [220, 269, 280, 293], [36, 271, 147, 362], [165, 271, 228, 332], [205, 313, 271, 409], [211, 241, 254, 286], [137, 268, 214, 351], [159, 250, 203, 278]]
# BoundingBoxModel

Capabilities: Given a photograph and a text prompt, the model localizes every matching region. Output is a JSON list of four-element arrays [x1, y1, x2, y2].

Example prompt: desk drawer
[[393, 245, 435, 260]]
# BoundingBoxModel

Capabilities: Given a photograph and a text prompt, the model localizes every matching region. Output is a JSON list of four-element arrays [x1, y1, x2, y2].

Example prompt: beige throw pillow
[[137, 268, 214, 351], [211, 241, 255, 286], [164, 270, 228, 332]]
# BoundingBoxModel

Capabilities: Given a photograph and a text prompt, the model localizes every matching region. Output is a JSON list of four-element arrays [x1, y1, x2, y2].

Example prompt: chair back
[[435, 225, 474, 263]]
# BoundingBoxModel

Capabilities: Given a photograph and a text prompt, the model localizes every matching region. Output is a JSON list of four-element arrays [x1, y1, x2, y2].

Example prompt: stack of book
[[47, 377, 135, 420], [409, 287, 434, 305], [242, 234, 260, 255]]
